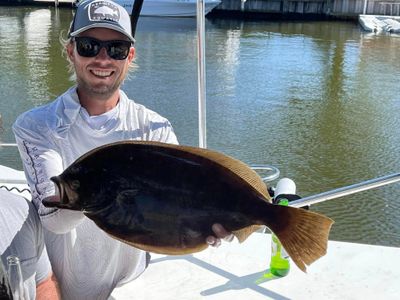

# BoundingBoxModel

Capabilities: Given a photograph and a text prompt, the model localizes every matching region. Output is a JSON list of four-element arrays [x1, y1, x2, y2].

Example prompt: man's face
[[67, 27, 135, 100]]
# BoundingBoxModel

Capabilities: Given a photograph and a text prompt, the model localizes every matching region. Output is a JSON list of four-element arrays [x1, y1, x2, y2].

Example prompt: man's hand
[[206, 224, 234, 247]]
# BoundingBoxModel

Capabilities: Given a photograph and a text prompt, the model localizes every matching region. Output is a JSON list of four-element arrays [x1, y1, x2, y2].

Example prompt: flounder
[[43, 141, 333, 272]]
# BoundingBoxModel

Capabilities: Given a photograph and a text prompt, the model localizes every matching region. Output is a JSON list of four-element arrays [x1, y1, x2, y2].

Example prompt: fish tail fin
[[266, 206, 334, 272]]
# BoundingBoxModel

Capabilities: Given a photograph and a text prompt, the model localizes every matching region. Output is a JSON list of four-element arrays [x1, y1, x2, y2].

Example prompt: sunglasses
[[73, 37, 133, 60]]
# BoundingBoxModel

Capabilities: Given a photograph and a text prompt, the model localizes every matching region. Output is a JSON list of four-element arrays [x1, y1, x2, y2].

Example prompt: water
[[0, 6, 400, 246]]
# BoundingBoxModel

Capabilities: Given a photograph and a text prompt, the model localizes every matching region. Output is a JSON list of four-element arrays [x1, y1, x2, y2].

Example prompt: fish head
[[42, 174, 84, 210], [43, 161, 111, 212]]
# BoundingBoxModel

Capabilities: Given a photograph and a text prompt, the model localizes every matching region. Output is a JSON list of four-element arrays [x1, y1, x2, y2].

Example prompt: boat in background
[[115, 0, 221, 17], [359, 14, 400, 33]]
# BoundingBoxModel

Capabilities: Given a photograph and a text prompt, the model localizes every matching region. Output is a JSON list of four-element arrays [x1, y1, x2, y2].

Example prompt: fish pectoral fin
[[233, 225, 263, 243]]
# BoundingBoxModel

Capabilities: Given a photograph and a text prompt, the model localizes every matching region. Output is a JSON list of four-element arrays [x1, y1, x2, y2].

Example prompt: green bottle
[[269, 178, 295, 277], [0, 259, 13, 300], [270, 198, 290, 277]]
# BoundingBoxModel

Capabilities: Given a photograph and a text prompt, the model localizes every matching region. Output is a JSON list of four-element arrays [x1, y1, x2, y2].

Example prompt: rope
[[0, 185, 31, 194]]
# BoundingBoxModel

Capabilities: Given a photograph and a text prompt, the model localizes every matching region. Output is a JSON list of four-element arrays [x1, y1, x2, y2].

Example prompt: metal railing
[[290, 173, 400, 208]]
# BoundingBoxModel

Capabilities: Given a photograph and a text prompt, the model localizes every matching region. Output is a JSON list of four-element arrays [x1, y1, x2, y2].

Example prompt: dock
[[34, 0, 75, 6], [0, 0, 77, 7], [2, 0, 400, 20], [210, 0, 400, 20]]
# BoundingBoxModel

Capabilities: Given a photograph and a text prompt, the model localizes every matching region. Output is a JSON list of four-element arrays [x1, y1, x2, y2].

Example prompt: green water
[[0, 6, 399, 246]]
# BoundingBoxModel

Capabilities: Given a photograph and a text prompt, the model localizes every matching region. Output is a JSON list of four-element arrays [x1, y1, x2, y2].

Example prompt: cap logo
[[88, 1, 120, 23]]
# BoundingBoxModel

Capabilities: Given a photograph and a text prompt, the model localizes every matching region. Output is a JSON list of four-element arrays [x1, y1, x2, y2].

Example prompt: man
[[0, 189, 60, 299], [13, 0, 230, 299]]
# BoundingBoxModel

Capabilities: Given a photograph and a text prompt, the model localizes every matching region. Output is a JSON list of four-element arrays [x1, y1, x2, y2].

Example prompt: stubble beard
[[74, 62, 128, 100], [76, 76, 122, 100]]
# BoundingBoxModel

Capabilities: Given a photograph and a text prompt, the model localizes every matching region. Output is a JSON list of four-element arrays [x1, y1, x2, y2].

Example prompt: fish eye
[[70, 180, 80, 190]]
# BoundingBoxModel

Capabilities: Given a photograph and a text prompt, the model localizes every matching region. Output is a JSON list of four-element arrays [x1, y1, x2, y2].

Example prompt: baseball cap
[[69, 0, 135, 43]]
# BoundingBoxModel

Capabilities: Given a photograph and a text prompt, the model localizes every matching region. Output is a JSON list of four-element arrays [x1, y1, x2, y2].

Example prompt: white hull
[[0, 165, 31, 200], [359, 15, 400, 33], [116, 0, 221, 17]]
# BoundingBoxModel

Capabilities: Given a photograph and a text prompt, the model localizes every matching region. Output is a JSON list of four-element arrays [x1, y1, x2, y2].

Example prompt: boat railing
[[379, 1, 400, 16], [362, 0, 400, 15], [0, 142, 30, 195]]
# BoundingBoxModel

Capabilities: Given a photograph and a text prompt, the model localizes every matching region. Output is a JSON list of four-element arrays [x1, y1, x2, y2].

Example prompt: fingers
[[206, 224, 234, 248], [224, 234, 234, 242], [206, 236, 221, 247], [212, 223, 234, 242]]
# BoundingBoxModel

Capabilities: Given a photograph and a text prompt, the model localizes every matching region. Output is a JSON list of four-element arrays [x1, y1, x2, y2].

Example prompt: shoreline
[[0, 1, 359, 21]]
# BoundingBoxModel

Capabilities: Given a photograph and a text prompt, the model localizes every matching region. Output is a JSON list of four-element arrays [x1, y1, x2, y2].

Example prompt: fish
[[43, 141, 334, 272]]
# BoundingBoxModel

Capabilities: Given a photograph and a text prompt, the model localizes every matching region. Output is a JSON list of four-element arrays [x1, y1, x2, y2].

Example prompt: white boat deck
[[359, 14, 400, 33], [0, 165, 31, 200], [111, 233, 399, 299], [1, 165, 399, 299]]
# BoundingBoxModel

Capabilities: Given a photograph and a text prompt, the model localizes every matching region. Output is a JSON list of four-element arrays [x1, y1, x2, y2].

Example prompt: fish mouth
[[42, 176, 67, 208], [42, 195, 62, 208]]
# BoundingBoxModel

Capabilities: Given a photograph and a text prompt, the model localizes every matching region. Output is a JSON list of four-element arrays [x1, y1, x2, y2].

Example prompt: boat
[[115, 0, 222, 17], [359, 14, 400, 33]]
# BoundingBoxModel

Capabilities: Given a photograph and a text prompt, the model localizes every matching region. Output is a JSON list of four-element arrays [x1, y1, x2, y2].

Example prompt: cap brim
[[70, 24, 135, 43]]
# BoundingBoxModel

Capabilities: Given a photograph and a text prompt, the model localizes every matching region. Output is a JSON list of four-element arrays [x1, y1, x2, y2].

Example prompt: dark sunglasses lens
[[76, 38, 100, 57], [107, 41, 131, 60], [75, 37, 131, 60]]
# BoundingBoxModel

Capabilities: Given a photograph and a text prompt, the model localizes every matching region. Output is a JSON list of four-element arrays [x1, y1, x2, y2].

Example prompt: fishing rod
[[289, 172, 400, 208]]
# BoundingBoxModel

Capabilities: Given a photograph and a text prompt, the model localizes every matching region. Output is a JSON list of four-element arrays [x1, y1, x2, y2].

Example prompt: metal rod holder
[[289, 173, 400, 208], [250, 165, 280, 182]]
